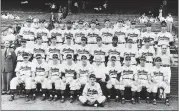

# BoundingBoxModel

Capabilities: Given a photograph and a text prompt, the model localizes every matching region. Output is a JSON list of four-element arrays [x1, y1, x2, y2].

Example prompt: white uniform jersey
[[76, 62, 93, 77], [76, 44, 91, 60], [50, 28, 65, 43], [127, 28, 141, 43], [74, 29, 87, 44], [49, 63, 62, 77], [107, 44, 123, 61], [31, 23, 40, 29], [156, 32, 173, 46], [15, 47, 33, 61], [151, 66, 166, 82], [3, 34, 16, 42], [33, 44, 47, 58], [61, 44, 76, 60], [136, 65, 151, 80], [92, 64, 107, 80], [33, 62, 49, 76], [91, 44, 108, 62], [166, 16, 173, 22], [141, 32, 156, 45], [36, 28, 50, 42], [106, 63, 122, 79], [63, 29, 75, 44], [61, 62, 77, 77], [121, 65, 137, 80], [113, 27, 127, 43], [100, 28, 114, 44], [87, 28, 100, 44], [156, 53, 172, 66], [122, 48, 139, 64], [139, 46, 155, 62], [46, 45, 61, 61], [19, 27, 36, 40], [15, 61, 34, 77]]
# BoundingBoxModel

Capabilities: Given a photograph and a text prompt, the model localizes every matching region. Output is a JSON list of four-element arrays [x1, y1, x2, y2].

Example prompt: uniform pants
[[167, 22, 173, 33], [79, 95, 106, 105]]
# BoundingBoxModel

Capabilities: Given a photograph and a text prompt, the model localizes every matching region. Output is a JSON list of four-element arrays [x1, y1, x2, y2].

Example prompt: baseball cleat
[[94, 103, 98, 107], [41, 95, 46, 101], [53, 95, 58, 101], [165, 99, 170, 106], [153, 99, 157, 105], [32, 94, 36, 101], [60, 97, 65, 103], [121, 97, 126, 104], [115, 96, 119, 102], [146, 97, 150, 103], [9, 95, 14, 101], [131, 98, 136, 104], [107, 95, 111, 102], [48, 95, 53, 101], [25, 95, 30, 102]]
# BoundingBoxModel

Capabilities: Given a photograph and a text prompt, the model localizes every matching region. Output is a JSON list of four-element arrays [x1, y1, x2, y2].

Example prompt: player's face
[[66, 23, 72, 29], [111, 59, 116, 65], [26, 22, 31, 27], [66, 38, 71, 44], [162, 47, 167, 53], [54, 23, 59, 28], [96, 61, 101, 66], [97, 39, 102, 45], [37, 38, 42, 44], [131, 24, 135, 29], [67, 59, 72, 65], [90, 23, 96, 29], [21, 42, 26, 47], [84, 24, 89, 29], [125, 59, 131, 66], [127, 43, 132, 48], [155, 61, 161, 67], [82, 59, 87, 66], [40, 23, 44, 28], [5, 41, 10, 48], [145, 41, 150, 47], [81, 39, 86, 45], [36, 57, 42, 63], [78, 24, 83, 29], [90, 77, 96, 85], [146, 27, 151, 32], [161, 26, 167, 32], [112, 39, 118, 45], [23, 56, 29, 62], [53, 59, 58, 64], [105, 21, 110, 28], [51, 38, 57, 44], [118, 22, 123, 27], [140, 60, 145, 66]]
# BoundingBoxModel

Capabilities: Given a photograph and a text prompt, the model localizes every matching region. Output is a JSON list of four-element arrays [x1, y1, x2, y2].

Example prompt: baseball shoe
[[131, 98, 136, 104], [9, 95, 14, 101], [138, 97, 141, 103], [115, 96, 119, 102], [53, 95, 58, 101], [6, 90, 11, 95], [48, 95, 53, 101], [107, 95, 111, 102], [121, 97, 126, 104], [2, 91, 7, 95], [41, 95, 46, 101], [32, 94, 36, 101], [146, 97, 150, 103], [94, 103, 98, 107], [165, 99, 170, 106], [25, 95, 30, 102], [153, 99, 157, 105], [70, 96, 75, 103], [99, 103, 104, 107], [60, 97, 65, 103]]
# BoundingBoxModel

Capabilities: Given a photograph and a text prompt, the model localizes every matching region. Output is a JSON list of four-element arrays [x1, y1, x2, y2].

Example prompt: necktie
[[5, 48, 8, 56]]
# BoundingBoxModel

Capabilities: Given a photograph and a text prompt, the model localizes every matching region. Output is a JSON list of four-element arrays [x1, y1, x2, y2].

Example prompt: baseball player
[[15, 39, 33, 63], [76, 36, 91, 61], [107, 36, 123, 63], [31, 18, 40, 29], [79, 74, 106, 107], [9, 53, 35, 102], [60, 54, 80, 103], [151, 57, 170, 106], [166, 13, 173, 33], [31, 54, 49, 101], [139, 38, 156, 69], [19, 19, 36, 48], [76, 55, 94, 96], [136, 56, 152, 103], [46, 36, 62, 63], [33, 35, 47, 61], [122, 38, 139, 65], [47, 54, 62, 101], [87, 19, 100, 44], [113, 19, 128, 49], [106, 56, 122, 102], [100, 18, 114, 44], [127, 21, 141, 50], [91, 36, 108, 65], [49, 21, 65, 44], [119, 56, 137, 104], [35, 19, 50, 46], [63, 20, 75, 44], [155, 21, 174, 54], [74, 20, 87, 44], [140, 22, 156, 46], [61, 35, 77, 61]]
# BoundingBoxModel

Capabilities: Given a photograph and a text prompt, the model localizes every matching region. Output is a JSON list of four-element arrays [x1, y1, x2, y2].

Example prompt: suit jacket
[[1, 48, 16, 73]]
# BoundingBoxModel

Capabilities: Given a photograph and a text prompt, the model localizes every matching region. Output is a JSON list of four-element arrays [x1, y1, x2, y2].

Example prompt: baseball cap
[[111, 56, 117, 61], [144, 38, 150, 42], [26, 18, 32, 23], [52, 54, 59, 59], [36, 35, 42, 39], [140, 56, 146, 61], [66, 20, 72, 24], [66, 54, 72, 59], [39, 19, 46, 23], [117, 18, 124, 23], [112, 36, 118, 41], [96, 36, 102, 41], [51, 35, 57, 39], [161, 44, 168, 49], [125, 56, 131, 61], [36, 54, 42, 59], [78, 19, 84, 24], [91, 19, 96, 24], [131, 21, 136, 25], [155, 57, 162, 62], [33, 18, 39, 23], [127, 38, 133, 43], [89, 74, 96, 79], [161, 21, 167, 27], [66, 35, 72, 39], [21, 39, 27, 43], [22, 52, 29, 58], [146, 22, 152, 27], [81, 36, 87, 41], [81, 55, 87, 60], [104, 18, 110, 23]]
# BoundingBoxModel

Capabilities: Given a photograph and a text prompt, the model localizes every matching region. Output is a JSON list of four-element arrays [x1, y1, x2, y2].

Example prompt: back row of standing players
[[10, 17, 174, 105]]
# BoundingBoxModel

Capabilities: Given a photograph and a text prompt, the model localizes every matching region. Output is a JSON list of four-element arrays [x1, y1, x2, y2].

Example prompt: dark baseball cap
[[161, 21, 167, 27], [104, 18, 110, 23], [66, 20, 72, 24], [146, 22, 152, 27], [52, 54, 59, 59], [127, 38, 133, 43], [125, 56, 131, 60], [26, 19, 32, 23], [66, 54, 72, 59], [36, 54, 42, 59], [155, 57, 162, 62], [131, 21, 136, 25], [36, 34, 42, 39], [111, 56, 117, 61], [117, 18, 124, 23], [51, 35, 57, 39], [140, 56, 146, 61], [21, 39, 27, 43], [89, 74, 96, 79], [112, 36, 118, 41], [66, 35, 72, 39], [96, 36, 102, 41], [144, 38, 150, 42], [54, 20, 60, 24], [81, 55, 87, 60], [81, 36, 87, 41], [78, 19, 84, 24], [22, 52, 29, 58], [91, 19, 96, 24]]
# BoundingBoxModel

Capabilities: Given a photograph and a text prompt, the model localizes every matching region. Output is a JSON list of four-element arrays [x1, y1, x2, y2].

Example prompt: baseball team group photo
[[1, 0, 178, 111]]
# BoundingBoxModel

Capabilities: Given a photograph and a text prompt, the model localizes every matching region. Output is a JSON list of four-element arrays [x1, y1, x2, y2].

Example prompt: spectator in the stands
[[166, 13, 173, 33]]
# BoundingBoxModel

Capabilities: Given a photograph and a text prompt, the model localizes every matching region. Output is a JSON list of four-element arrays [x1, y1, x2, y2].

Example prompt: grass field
[[1, 95, 178, 111]]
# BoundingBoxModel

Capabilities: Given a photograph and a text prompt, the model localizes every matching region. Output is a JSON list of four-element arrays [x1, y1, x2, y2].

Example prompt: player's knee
[[97, 96, 106, 103], [106, 84, 112, 89], [79, 96, 87, 104]]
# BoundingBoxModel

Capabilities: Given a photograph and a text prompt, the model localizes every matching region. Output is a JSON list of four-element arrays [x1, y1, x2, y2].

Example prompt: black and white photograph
[[0, 0, 178, 111]]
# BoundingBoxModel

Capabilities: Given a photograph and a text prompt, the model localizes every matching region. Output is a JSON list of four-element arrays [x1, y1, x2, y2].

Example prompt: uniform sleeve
[[138, 48, 143, 57], [97, 83, 103, 96], [15, 63, 21, 72], [19, 28, 24, 36], [15, 48, 19, 56], [82, 84, 88, 96], [169, 33, 174, 42]]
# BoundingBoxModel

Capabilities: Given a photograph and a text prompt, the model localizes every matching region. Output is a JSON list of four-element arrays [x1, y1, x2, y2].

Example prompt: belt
[[118, 42, 125, 44], [139, 78, 147, 80], [161, 65, 170, 67], [26, 39, 34, 41], [17, 60, 23, 62], [57, 42, 64, 44], [88, 42, 96, 44], [123, 78, 133, 80], [75, 43, 81, 45], [146, 61, 152, 63], [158, 45, 169, 47], [43, 41, 48, 43]]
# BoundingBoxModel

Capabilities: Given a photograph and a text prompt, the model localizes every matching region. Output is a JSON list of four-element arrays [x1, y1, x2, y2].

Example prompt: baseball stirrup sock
[[132, 91, 136, 98]]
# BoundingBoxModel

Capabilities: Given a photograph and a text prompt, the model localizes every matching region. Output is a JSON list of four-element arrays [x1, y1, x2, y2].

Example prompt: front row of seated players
[[9, 52, 170, 106]]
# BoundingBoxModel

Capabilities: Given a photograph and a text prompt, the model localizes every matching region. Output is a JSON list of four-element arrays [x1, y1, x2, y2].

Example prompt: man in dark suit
[[1, 40, 16, 94]]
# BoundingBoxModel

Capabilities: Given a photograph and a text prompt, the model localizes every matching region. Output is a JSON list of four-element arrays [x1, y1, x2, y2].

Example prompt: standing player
[[87, 19, 100, 44], [127, 21, 141, 50], [60, 54, 80, 103], [119, 56, 137, 104], [63, 20, 75, 44], [47, 54, 62, 101], [113, 19, 127, 50], [79, 74, 106, 107], [139, 38, 155, 69], [31, 54, 49, 100], [46, 36, 62, 63], [106, 56, 121, 102], [122, 38, 139, 65], [151, 57, 170, 106], [100, 19, 114, 45], [9, 53, 35, 102], [136, 56, 152, 103]]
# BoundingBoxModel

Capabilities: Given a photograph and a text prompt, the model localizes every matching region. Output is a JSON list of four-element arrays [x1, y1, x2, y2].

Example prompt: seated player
[[31, 54, 49, 101], [119, 56, 137, 104], [151, 57, 170, 106], [106, 56, 121, 102], [47, 54, 62, 101], [9, 53, 35, 102], [79, 74, 106, 107], [60, 54, 80, 103], [136, 56, 152, 103]]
